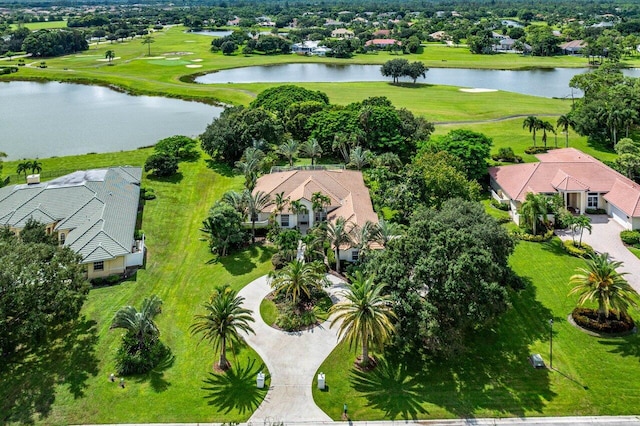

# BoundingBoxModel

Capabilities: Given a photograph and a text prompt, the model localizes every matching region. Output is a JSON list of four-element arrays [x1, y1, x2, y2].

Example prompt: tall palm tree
[[268, 260, 328, 306], [191, 286, 255, 370], [141, 35, 155, 56], [540, 120, 556, 148], [326, 217, 353, 274], [569, 253, 637, 321], [16, 161, 30, 178], [105, 50, 115, 62], [348, 146, 373, 170], [571, 215, 592, 247], [522, 116, 542, 147], [289, 199, 308, 223], [301, 138, 323, 166], [111, 295, 163, 351], [556, 114, 573, 148], [330, 271, 396, 367], [519, 192, 548, 235], [278, 139, 299, 167], [273, 191, 290, 217], [311, 192, 331, 224], [351, 221, 380, 256], [244, 189, 271, 244], [235, 147, 265, 191]]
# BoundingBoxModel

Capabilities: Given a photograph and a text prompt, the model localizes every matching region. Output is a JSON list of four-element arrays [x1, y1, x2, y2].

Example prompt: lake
[[195, 63, 640, 99], [0, 82, 222, 160]]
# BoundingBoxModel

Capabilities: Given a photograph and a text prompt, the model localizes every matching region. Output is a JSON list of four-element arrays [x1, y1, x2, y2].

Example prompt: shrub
[[115, 334, 171, 375], [0, 66, 18, 75], [562, 239, 594, 258], [585, 208, 607, 215], [490, 198, 510, 211], [512, 228, 554, 242], [572, 307, 635, 334], [144, 153, 179, 177], [271, 252, 287, 270], [524, 146, 557, 155], [140, 187, 156, 200], [491, 147, 522, 163], [620, 230, 640, 245]]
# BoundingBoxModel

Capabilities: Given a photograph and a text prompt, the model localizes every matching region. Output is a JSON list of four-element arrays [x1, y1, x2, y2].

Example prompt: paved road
[[556, 215, 640, 292], [237, 274, 349, 424]]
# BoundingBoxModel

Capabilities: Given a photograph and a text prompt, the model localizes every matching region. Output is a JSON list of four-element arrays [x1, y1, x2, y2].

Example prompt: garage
[[610, 204, 630, 229]]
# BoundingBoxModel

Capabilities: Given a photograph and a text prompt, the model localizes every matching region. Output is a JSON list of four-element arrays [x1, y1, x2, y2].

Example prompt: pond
[[195, 63, 640, 99], [0, 82, 222, 160]]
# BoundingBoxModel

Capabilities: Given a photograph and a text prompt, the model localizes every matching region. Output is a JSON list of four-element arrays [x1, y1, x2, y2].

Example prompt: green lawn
[[4, 25, 637, 107], [433, 118, 617, 164], [0, 149, 275, 425], [314, 238, 640, 420], [10, 20, 68, 30]]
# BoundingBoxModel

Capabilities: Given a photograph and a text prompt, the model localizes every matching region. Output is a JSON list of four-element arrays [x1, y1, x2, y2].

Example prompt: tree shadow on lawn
[[540, 238, 570, 257], [205, 160, 236, 177], [598, 333, 640, 361], [132, 349, 176, 393], [201, 358, 268, 414], [0, 317, 99, 424], [146, 172, 184, 184], [218, 245, 265, 275], [352, 281, 557, 420]]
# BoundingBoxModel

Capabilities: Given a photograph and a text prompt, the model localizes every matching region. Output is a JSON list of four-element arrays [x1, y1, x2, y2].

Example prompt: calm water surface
[[195, 63, 640, 99], [0, 82, 222, 160]]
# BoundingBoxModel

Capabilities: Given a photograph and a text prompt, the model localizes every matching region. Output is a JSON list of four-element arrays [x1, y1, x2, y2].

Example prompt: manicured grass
[[4, 25, 635, 108], [314, 238, 640, 420], [628, 246, 640, 260], [0, 149, 275, 425], [10, 20, 68, 30], [433, 118, 617, 164], [260, 297, 278, 326], [481, 198, 511, 223]]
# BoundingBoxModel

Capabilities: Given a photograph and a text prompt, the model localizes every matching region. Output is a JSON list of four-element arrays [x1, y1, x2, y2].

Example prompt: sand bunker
[[96, 57, 121, 62], [459, 88, 498, 93], [166, 57, 181, 61], [186, 64, 202, 68], [191, 59, 203, 62], [145, 56, 166, 60]]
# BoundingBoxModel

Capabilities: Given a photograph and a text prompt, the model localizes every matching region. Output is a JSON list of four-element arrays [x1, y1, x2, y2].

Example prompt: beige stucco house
[[489, 148, 640, 229], [0, 167, 145, 278], [253, 168, 379, 261]]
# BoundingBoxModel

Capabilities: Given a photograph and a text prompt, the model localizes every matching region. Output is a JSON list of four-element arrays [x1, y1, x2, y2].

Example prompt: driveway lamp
[[548, 318, 554, 369]]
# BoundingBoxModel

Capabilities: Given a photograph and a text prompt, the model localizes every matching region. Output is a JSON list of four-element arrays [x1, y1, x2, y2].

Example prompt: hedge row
[[562, 239, 594, 258]]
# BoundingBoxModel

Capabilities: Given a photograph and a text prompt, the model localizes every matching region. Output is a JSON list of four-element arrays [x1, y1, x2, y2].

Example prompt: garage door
[[610, 204, 629, 228]]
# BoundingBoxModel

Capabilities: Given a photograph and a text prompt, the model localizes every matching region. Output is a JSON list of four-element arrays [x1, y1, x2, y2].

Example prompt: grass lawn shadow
[[132, 349, 176, 393], [0, 317, 99, 424], [539, 238, 569, 257], [201, 358, 268, 414], [218, 245, 267, 275], [205, 160, 236, 177], [146, 172, 184, 184], [598, 333, 640, 362]]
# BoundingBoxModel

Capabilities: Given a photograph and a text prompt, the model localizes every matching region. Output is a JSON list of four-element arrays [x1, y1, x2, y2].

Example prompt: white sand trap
[[186, 64, 202, 68], [459, 88, 498, 93], [166, 57, 181, 61], [96, 57, 121, 62], [184, 40, 196, 43], [191, 58, 203, 62], [145, 56, 166, 59]]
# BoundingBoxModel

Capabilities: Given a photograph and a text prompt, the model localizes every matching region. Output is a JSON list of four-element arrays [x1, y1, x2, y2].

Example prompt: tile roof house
[[331, 28, 355, 39], [0, 167, 145, 278], [560, 40, 587, 55], [365, 38, 400, 48], [253, 168, 379, 261], [489, 148, 640, 229]]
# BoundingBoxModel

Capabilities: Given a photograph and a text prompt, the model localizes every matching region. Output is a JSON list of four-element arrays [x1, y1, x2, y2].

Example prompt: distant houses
[[331, 28, 354, 39], [292, 40, 331, 56], [560, 40, 587, 55], [365, 38, 400, 49]]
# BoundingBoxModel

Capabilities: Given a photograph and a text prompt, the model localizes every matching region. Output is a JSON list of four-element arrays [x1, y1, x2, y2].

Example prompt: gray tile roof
[[0, 167, 141, 263]]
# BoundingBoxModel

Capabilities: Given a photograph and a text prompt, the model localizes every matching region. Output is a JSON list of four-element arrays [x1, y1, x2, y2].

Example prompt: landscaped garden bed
[[571, 307, 635, 335], [261, 288, 333, 332]]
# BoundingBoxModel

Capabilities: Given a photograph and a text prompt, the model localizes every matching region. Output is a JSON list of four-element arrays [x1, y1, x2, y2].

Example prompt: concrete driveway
[[557, 215, 640, 292], [237, 274, 348, 424]]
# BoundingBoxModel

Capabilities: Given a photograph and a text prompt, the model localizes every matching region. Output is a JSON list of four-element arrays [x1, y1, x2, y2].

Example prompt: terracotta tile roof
[[253, 169, 378, 226], [489, 148, 640, 217]]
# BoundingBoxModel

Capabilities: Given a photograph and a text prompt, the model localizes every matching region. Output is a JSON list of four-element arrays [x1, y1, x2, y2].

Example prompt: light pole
[[548, 318, 554, 369]]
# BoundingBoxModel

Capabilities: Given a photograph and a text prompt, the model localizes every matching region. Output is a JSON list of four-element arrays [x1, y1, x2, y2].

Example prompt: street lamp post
[[548, 318, 554, 369]]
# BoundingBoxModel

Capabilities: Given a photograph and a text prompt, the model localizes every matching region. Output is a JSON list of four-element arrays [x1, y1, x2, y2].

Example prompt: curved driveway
[[237, 274, 348, 424]]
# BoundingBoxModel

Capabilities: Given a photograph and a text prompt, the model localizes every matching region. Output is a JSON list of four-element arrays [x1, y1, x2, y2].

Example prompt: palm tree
[[191, 285, 255, 370], [376, 219, 403, 247], [540, 120, 556, 148], [522, 116, 542, 147], [569, 253, 637, 321], [348, 146, 373, 170], [16, 160, 30, 178], [326, 217, 353, 274], [244, 189, 271, 244], [571, 215, 592, 247], [111, 295, 163, 351], [29, 159, 42, 174], [330, 271, 396, 367], [105, 50, 115, 63], [519, 192, 548, 235], [351, 220, 380, 257], [311, 192, 331, 224], [222, 190, 247, 216], [141, 35, 155, 56], [273, 191, 290, 216], [235, 147, 264, 191], [278, 139, 299, 167], [289, 199, 308, 222], [301, 138, 323, 166], [556, 114, 573, 148], [268, 260, 328, 306]]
